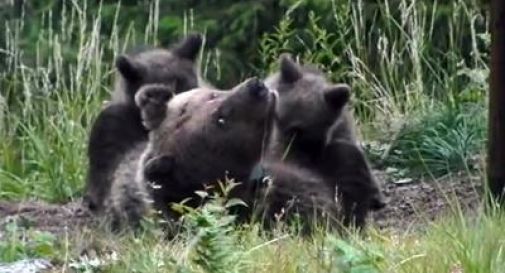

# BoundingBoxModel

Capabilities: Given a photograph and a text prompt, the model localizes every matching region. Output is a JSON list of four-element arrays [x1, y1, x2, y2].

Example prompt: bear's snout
[[245, 77, 268, 99]]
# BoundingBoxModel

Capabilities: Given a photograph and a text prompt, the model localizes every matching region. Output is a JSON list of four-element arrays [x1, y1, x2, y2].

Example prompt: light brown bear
[[265, 54, 386, 229]]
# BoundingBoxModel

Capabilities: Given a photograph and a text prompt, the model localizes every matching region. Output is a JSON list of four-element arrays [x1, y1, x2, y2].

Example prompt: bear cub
[[84, 34, 203, 213], [266, 54, 386, 228]]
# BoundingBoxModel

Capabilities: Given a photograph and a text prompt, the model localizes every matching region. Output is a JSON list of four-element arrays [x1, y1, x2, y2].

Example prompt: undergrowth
[[367, 103, 486, 177], [1, 188, 503, 272]]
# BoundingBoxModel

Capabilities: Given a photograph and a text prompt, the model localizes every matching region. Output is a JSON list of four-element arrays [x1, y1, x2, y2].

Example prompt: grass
[[365, 102, 487, 178], [0, 1, 156, 202], [1, 193, 504, 273], [0, 1, 497, 272]]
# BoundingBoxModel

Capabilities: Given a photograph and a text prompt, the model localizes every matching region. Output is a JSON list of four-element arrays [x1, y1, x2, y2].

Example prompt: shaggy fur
[[84, 34, 203, 212], [265, 54, 386, 228], [133, 81, 341, 233]]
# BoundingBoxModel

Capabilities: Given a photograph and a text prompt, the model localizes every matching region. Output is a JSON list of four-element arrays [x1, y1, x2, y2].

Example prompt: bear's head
[[113, 33, 203, 105], [266, 54, 350, 144], [134, 78, 276, 206]]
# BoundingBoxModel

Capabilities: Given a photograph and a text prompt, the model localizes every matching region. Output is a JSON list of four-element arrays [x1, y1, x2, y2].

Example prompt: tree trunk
[[488, 0, 505, 204]]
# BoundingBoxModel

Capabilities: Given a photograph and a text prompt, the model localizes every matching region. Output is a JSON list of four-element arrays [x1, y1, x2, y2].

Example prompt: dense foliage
[[0, 0, 489, 87]]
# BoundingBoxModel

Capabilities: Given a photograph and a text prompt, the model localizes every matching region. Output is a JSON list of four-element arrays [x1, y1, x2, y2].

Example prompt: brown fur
[[136, 78, 275, 220], [241, 161, 342, 234], [133, 81, 341, 233], [265, 54, 386, 229], [84, 34, 203, 212], [106, 142, 151, 230], [105, 79, 273, 227]]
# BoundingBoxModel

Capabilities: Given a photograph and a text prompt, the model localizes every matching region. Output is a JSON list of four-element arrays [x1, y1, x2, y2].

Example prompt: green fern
[[174, 181, 247, 273]]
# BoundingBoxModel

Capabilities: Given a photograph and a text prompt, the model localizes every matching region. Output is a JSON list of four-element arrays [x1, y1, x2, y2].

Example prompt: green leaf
[[225, 198, 248, 209]]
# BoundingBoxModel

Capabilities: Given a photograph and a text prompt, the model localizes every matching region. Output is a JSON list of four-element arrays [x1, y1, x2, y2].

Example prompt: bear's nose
[[246, 77, 268, 99]]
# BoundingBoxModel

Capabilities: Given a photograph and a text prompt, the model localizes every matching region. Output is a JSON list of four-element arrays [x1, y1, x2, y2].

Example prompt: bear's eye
[[216, 116, 226, 127], [214, 106, 233, 129]]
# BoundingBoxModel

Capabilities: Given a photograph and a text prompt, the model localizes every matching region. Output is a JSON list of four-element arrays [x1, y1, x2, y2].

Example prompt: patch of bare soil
[[371, 171, 483, 232], [0, 172, 484, 236], [0, 199, 92, 235]]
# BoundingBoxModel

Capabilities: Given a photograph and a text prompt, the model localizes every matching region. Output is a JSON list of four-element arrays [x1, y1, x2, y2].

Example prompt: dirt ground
[[0, 199, 93, 235], [0, 171, 483, 236], [370, 171, 482, 231]]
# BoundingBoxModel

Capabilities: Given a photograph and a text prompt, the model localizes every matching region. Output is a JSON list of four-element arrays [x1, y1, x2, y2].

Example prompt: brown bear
[[104, 79, 273, 229], [136, 78, 276, 218], [83, 34, 203, 213], [265, 54, 386, 229], [126, 80, 341, 233]]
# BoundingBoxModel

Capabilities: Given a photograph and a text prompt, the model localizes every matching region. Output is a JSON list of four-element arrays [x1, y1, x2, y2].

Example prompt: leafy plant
[[331, 237, 384, 273], [383, 103, 486, 177], [0, 221, 58, 262], [173, 181, 247, 273]]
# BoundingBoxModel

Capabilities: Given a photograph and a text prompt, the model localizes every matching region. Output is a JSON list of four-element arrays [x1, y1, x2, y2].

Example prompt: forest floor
[[0, 171, 483, 236], [0, 171, 489, 273]]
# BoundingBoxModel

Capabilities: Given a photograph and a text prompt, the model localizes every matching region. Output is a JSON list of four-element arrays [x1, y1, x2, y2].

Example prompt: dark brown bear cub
[[84, 34, 203, 213], [266, 54, 386, 229], [245, 161, 342, 234], [133, 81, 341, 233]]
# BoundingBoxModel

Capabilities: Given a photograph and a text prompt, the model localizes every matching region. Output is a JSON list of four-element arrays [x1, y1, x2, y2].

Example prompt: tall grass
[[2, 192, 504, 272], [259, 0, 489, 176], [103, 211, 505, 272], [0, 1, 162, 202]]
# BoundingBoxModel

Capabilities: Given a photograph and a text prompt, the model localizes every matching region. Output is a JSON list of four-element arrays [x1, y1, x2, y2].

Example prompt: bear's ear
[[115, 55, 144, 82], [324, 83, 351, 110], [172, 33, 203, 61], [143, 155, 175, 183], [279, 53, 302, 83]]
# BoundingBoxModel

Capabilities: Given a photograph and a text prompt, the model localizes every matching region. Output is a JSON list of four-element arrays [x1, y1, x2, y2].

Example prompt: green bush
[[382, 103, 486, 177]]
